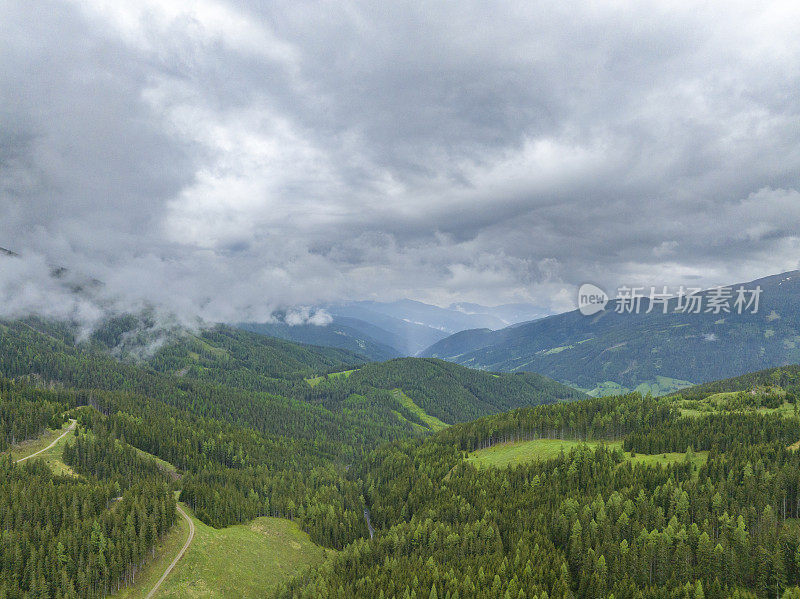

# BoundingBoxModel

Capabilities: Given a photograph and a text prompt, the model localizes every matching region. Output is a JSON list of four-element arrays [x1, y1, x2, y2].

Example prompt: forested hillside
[[673, 364, 800, 401], [422, 270, 800, 396], [281, 385, 800, 599], [237, 319, 401, 362], [0, 314, 578, 597], [316, 358, 586, 423], [7, 310, 800, 598]]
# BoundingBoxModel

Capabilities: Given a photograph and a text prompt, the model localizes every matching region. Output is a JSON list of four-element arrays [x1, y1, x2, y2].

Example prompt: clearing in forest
[[467, 438, 708, 471]]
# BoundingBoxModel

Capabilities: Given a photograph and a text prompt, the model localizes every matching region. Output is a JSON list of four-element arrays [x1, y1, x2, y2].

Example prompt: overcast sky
[[1, 0, 799, 324]]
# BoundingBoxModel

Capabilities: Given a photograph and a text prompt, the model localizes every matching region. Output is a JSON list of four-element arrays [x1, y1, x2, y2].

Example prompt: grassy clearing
[[467, 438, 708, 472], [10, 420, 78, 476], [8, 420, 72, 460], [392, 389, 449, 432], [583, 376, 694, 398], [305, 369, 357, 388], [467, 439, 622, 469], [676, 392, 797, 419], [586, 381, 629, 397], [152, 506, 330, 598], [633, 376, 694, 397]]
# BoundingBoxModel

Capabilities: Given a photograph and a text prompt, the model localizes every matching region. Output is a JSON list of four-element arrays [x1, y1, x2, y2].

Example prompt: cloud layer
[[2, 0, 799, 322]]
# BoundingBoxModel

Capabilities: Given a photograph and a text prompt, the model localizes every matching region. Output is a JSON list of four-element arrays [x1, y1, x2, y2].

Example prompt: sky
[[1, 0, 799, 325]]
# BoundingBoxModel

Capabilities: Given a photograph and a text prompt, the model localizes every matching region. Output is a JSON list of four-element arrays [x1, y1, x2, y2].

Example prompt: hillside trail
[[13, 417, 195, 599], [145, 504, 195, 599], [16, 419, 77, 463]]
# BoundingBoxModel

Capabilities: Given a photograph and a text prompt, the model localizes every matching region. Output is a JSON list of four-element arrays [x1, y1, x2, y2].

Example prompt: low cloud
[[2, 0, 799, 324]]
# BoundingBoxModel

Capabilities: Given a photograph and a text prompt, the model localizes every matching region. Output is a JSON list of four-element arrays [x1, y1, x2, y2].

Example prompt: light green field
[[392, 389, 448, 432], [153, 506, 330, 598], [467, 438, 708, 472], [633, 376, 694, 397], [10, 420, 78, 476], [537, 345, 574, 356], [585, 381, 629, 397], [305, 369, 357, 387], [629, 450, 708, 470], [758, 401, 797, 417], [677, 391, 796, 419], [467, 439, 621, 468]]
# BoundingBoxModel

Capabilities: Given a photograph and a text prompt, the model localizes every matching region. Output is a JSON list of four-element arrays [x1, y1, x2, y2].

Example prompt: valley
[[3, 316, 800, 598], [4, 4, 798, 597]]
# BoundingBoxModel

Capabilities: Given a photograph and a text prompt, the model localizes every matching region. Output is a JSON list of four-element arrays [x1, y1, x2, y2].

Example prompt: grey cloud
[[1, 0, 799, 322]]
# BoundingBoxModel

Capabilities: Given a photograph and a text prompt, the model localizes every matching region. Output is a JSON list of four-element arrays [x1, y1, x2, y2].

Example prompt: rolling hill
[[421, 270, 800, 395], [5, 306, 799, 599], [672, 363, 800, 401], [305, 357, 586, 425]]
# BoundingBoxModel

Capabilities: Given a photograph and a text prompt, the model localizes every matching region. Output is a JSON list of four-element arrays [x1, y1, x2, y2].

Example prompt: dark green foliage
[[0, 456, 175, 598], [624, 412, 800, 453], [675, 364, 800, 401], [237, 320, 401, 362], [8, 312, 800, 598], [299, 358, 586, 424], [280, 394, 800, 599], [147, 325, 369, 390], [62, 425, 169, 490], [0, 378, 69, 450]]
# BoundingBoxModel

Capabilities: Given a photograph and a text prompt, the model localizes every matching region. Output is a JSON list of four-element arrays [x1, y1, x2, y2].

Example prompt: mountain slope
[[673, 363, 800, 401], [421, 270, 800, 395], [283, 380, 800, 599], [306, 357, 587, 425], [236, 320, 401, 361], [325, 299, 532, 355]]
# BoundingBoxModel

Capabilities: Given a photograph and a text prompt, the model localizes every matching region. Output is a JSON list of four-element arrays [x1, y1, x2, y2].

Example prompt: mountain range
[[421, 270, 800, 395], [238, 299, 549, 358]]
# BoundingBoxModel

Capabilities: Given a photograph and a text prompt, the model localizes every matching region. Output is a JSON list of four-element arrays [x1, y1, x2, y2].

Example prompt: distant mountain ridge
[[421, 270, 800, 396], [236, 319, 400, 362], [322, 299, 548, 355]]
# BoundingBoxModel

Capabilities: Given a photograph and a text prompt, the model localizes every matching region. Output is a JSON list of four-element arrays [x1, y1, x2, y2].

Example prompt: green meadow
[[151, 506, 330, 598], [467, 438, 708, 472]]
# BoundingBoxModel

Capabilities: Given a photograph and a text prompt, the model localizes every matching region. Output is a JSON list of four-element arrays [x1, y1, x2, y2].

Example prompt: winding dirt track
[[16, 419, 76, 463], [14, 418, 194, 598], [145, 504, 195, 599]]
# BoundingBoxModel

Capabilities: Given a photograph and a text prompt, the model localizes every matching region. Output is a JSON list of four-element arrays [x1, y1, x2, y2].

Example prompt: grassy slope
[[9, 424, 324, 599], [152, 505, 330, 599], [345, 358, 586, 424], [467, 438, 708, 471], [392, 389, 448, 432], [10, 419, 78, 476], [305, 369, 356, 388]]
